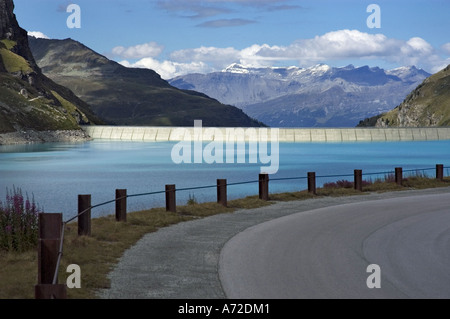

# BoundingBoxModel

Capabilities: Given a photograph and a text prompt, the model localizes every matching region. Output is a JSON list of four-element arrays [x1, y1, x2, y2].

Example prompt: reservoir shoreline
[[2, 126, 450, 145], [0, 129, 91, 145]]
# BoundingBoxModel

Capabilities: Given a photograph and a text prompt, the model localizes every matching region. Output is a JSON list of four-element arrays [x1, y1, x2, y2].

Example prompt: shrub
[[0, 187, 42, 252], [323, 179, 372, 189], [323, 181, 339, 189], [383, 173, 395, 183], [187, 193, 198, 205], [323, 179, 354, 189]]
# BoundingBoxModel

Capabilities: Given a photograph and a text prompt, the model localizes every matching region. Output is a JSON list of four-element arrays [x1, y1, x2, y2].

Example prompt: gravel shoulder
[[97, 186, 450, 299]]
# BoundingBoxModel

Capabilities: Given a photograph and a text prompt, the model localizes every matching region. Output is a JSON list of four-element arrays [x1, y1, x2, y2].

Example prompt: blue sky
[[13, 0, 450, 78]]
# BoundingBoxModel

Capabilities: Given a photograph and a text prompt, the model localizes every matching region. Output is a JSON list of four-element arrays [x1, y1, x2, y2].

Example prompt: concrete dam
[[81, 126, 450, 142]]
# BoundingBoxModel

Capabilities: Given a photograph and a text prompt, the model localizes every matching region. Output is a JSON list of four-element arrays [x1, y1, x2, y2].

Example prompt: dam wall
[[81, 126, 450, 142]]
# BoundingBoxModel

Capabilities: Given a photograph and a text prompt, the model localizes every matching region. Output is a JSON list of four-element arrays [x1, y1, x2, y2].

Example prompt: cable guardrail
[[46, 164, 449, 290], [62, 165, 450, 227]]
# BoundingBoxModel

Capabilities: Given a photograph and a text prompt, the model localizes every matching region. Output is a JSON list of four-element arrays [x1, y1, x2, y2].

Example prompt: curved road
[[99, 187, 450, 299], [219, 192, 450, 299]]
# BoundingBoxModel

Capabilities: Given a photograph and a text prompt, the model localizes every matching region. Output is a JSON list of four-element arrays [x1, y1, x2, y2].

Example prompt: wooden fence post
[[35, 284, 67, 299], [165, 185, 176, 212], [259, 173, 269, 201], [35, 213, 67, 299], [217, 179, 227, 207], [395, 167, 403, 185], [115, 189, 127, 222], [436, 164, 444, 181], [308, 172, 316, 195], [78, 195, 91, 236], [354, 170, 363, 191]]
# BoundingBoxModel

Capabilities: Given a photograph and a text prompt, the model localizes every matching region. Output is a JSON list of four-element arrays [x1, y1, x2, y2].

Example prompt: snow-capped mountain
[[169, 64, 430, 127], [223, 63, 331, 78]]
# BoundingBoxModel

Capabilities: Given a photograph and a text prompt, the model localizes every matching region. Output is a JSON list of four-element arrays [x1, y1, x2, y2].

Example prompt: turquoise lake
[[1, 140, 449, 220]]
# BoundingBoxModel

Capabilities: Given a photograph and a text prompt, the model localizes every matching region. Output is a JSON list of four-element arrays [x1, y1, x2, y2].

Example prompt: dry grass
[[1, 175, 449, 299], [0, 250, 36, 299], [0, 197, 271, 299]]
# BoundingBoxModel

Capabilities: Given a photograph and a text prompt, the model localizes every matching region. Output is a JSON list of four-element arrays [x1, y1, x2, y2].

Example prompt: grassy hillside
[[0, 39, 32, 73], [0, 72, 82, 132], [0, 38, 102, 135]]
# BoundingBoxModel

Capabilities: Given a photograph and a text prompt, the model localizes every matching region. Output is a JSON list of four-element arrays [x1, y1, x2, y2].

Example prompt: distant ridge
[[169, 63, 430, 127], [29, 37, 265, 128]]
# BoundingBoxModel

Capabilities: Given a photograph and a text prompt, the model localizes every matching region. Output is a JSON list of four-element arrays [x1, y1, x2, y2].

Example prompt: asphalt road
[[98, 187, 450, 299], [219, 192, 450, 299]]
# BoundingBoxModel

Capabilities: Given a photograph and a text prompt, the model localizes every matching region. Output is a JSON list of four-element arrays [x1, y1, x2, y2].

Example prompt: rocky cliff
[[359, 65, 450, 127], [0, 0, 36, 69], [0, 0, 101, 142]]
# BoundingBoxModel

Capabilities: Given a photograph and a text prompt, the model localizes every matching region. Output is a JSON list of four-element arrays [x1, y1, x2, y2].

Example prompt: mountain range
[[28, 38, 264, 128], [169, 63, 431, 127]]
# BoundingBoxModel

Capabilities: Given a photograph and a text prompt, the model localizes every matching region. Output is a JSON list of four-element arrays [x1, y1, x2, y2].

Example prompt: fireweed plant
[[0, 187, 41, 252]]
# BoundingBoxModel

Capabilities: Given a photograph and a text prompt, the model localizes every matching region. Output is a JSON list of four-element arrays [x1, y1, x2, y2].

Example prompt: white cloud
[[111, 42, 164, 59], [165, 30, 449, 72], [170, 46, 240, 69], [28, 31, 50, 39], [116, 29, 450, 78], [404, 37, 433, 54], [252, 30, 401, 65], [442, 43, 450, 55], [239, 44, 277, 66], [119, 58, 212, 80]]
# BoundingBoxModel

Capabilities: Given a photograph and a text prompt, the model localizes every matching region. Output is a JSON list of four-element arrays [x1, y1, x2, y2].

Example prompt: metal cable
[[52, 222, 65, 285]]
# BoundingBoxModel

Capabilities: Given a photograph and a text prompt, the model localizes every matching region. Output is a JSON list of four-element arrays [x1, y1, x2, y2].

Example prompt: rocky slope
[[0, 0, 101, 142], [364, 64, 450, 127], [29, 38, 264, 127], [170, 63, 430, 127]]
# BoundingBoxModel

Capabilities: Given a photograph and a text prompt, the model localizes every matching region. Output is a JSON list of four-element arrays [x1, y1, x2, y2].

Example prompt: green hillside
[[0, 42, 100, 134]]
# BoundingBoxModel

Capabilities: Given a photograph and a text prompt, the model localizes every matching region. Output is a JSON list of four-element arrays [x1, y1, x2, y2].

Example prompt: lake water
[[1, 139, 449, 220]]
